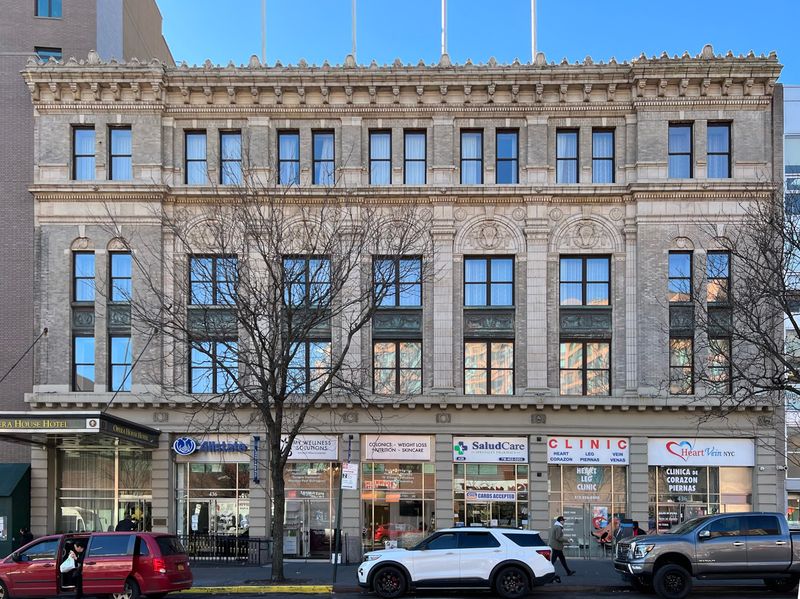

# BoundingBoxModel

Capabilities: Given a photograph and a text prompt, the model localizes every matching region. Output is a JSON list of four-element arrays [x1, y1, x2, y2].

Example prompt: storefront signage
[[252, 435, 261, 484], [465, 491, 517, 501], [282, 434, 339, 461], [364, 435, 432, 461], [648, 438, 755, 467], [0, 412, 160, 448], [453, 437, 528, 463], [341, 462, 359, 490], [547, 437, 629, 465], [663, 467, 701, 493], [172, 436, 248, 456]]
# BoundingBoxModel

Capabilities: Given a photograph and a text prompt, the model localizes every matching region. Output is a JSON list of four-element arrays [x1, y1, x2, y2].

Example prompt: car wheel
[[0, 580, 9, 599], [495, 566, 530, 599], [111, 579, 141, 599], [764, 575, 799, 592], [372, 566, 407, 599], [653, 564, 692, 599]]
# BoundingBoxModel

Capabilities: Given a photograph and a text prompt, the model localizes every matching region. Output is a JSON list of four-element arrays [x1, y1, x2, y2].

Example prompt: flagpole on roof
[[441, 0, 447, 56], [261, 0, 266, 64], [352, 0, 357, 62], [531, 0, 537, 61]]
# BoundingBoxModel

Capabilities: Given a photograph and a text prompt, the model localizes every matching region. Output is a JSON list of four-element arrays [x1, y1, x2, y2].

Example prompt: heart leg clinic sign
[[547, 437, 629, 465], [648, 438, 755, 467]]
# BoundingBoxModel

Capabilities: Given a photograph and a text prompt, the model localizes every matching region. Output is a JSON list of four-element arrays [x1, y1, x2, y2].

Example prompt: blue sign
[[252, 435, 260, 484], [173, 437, 197, 456], [172, 436, 248, 455]]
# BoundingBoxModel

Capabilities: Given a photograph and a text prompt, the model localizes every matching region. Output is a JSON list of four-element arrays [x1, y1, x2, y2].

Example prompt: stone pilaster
[[435, 434, 454, 529]]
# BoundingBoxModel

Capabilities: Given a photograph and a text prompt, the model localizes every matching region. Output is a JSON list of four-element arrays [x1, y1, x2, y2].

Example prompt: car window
[[746, 515, 781, 536], [135, 536, 150, 557], [703, 517, 742, 539], [155, 536, 187, 556], [425, 532, 458, 550], [88, 534, 135, 557], [459, 532, 501, 549], [20, 539, 59, 561], [502, 533, 546, 547]]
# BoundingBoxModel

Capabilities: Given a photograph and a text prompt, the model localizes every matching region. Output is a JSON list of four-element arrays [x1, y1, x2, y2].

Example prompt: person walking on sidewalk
[[549, 516, 576, 576]]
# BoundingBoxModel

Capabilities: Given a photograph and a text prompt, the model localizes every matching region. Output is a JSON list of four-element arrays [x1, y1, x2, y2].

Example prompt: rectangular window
[[708, 337, 731, 395], [559, 341, 611, 395], [559, 256, 610, 306], [34, 46, 62, 60], [374, 257, 422, 307], [185, 131, 207, 184], [73, 336, 95, 392], [109, 336, 132, 392], [404, 131, 426, 184], [460, 131, 483, 184], [220, 131, 242, 185], [668, 251, 692, 302], [110, 252, 132, 302], [464, 341, 514, 395], [369, 130, 391, 185], [496, 130, 518, 184], [73, 127, 95, 181], [283, 256, 331, 307], [189, 256, 237, 305], [669, 338, 694, 395], [190, 340, 238, 394], [556, 130, 579, 183], [109, 127, 132, 181], [464, 257, 513, 306], [668, 124, 693, 178], [373, 341, 422, 394], [35, 0, 61, 17], [707, 251, 730, 303], [73, 252, 95, 302], [278, 131, 300, 185], [708, 123, 731, 179], [288, 340, 331, 394], [592, 129, 614, 183], [312, 131, 335, 185]]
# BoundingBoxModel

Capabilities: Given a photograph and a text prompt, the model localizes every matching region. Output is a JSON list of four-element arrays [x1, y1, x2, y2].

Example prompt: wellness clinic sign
[[648, 438, 754, 467]]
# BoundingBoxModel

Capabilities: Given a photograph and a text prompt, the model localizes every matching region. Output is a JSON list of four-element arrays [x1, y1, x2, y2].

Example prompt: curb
[[181, 585, 333, 594]]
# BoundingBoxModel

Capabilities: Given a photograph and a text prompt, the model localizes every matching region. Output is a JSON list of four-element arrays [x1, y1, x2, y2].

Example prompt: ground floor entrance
[[285, 498, 334, 558]]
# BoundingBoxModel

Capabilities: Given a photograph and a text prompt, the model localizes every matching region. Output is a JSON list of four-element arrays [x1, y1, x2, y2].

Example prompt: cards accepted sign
[[453, 437, 528, 463]]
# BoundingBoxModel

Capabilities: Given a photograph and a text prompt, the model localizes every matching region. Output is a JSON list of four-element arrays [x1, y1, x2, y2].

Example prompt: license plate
[[178, 564, 185, 571]]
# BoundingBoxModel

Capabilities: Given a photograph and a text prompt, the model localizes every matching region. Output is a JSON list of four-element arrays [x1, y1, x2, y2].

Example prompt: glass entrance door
[[285, 499, 334, 558]]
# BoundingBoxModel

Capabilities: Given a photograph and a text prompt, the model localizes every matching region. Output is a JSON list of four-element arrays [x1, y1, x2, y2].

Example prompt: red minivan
[[0, 532, 192, 599]]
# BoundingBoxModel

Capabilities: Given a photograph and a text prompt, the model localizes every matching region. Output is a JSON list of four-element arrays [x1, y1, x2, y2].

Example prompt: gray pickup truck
[[613, 512, 800, 599]]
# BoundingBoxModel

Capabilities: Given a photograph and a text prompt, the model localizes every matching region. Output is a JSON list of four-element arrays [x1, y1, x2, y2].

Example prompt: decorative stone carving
[[463, 311, 515, 336], [454, 208, 468, 222], [607, 83, 616, 102], [107, 305, 132, 329], [559, 84, 568, 102], [487, 83, 496, 103], [679, 79, 689, 96], [722, 78, 732, 96], [107, 237, 129, 251], [226, 86, 236, 104], [658, 79, 668, 97], [512, 207, 525, 221], [418, 208, 433, 221], [70, 237, 92, 250], [320, 86, 329, 104], [636, 79, 647, 98], [436, 413, 451, 424], [202, 85, 212, 104], [669, 305, 695, 332], [416, 85, 424, 103], [392, 86, 400, 103], [583, 83, 592, 102], [274, 86, 283, 104], [439, 85, 448, 103], [188, 308, 238, 336], [368, 86, 376, 104], [574, 222, 600, 248], [744, 78, 754, 95], [372, 311, 422, 337], [701, 78, 711, 96], [72, 309, 95, 330], [535, 82, 544, 103], [511, 84, 519, 103], [553, 217, 619, 253], [559, 309, 612, 335], [344, 86, 353, 104], [549, 207, 563, 222], [609, 208, 623, 221], [673, 236, 694, 250], [463, 85, 471, 104]]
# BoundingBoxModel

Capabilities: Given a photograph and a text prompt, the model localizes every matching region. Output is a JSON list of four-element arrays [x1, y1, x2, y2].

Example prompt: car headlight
[[363, 554, 382, 562], [631, 542, 655, 559]]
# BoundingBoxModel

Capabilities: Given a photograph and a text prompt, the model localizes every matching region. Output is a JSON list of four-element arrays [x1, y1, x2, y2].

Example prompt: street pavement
[[180, 590, 794, 599]]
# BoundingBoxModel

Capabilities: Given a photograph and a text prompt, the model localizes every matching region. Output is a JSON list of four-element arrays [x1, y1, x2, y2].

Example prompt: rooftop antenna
[[352, 0, 357, 62], [531, 0, 537, 62], [261, 0, 266, 64], [441, 0, 447, 56]]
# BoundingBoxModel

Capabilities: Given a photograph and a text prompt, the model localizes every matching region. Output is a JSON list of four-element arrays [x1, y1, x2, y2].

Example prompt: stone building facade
[[15, 46, 784, 560]]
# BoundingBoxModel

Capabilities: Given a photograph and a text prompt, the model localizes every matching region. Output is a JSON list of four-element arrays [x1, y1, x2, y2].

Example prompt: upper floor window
[[36, 0, 61, 17], [496, 130, 518, 184], [109, 336, 132, 392], [592, 130, 614, 183], [374, 257, 422, 307], [464, 341, 514, 395], [278, 131, 300, 185], [313, 131, 334, 185], [110, 252, 132, 302], [73, 252, 95, 302], [560, 256, 610, 306], [556, 130, 579, 183], [707, 123, 731, 179], [708, 337, 732, 395], [283, 256, 331, 307], [369, 130, 391, 185], [288, 340, 331, 394], [373, 341, 422, 395], [669, 337, 693, 395], [706, 251, 730, 303], [668, 251, 692, 302], [185, 131, 207, 184], [189, 255, 237, 305], [72, 127, 95, 181], [460, 131, 483, 184], [404, 131, 426, 184], [109, 127, 132, 181], [560, 341, 610, 396], [668, 124, 693, 178], [34, 47, 61, 60], [190, 339, 238, 393], [72, 336, 94, 392], [220, 131, 242, 185], [464, 257, 513, 307]]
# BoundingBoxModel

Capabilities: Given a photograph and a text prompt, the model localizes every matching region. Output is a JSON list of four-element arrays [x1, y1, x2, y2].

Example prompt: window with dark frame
[[288, 340, 331, 394], [707, 123, 731, 179], [374, 257, 422, 307], [278, 131, 300, 185], [34, 47, 61, 60], [283, 256, 331, 307], [189, 339, 238, 394], [708, 337, 732, 395], [72, 335, 95, 392], [369, 130, 391, 185], [189, 255, 237, 305], [110, 252, 132, 303], [496, 130, 518, 184], [668, 251, 692, 302], [73, 251, 95, 302], [559, 341, 611, 396], [669, 337, 694, 395], [109, 127, 132, 181], [668, 123, 693, 178], [185, 131, 207, 184], [464, 256, 513, 307], [706, 251, 731, 303], [556, 129, 579, 183], [460, 131, 483, 184], [109, 336, 132, 392], [312, 131, 335, 185], [404, 131, 426, 184], [373, 341, 422, 395], [592, 129, 614, 183], [35, 0, 61, 17], [559, 256, 610, 306], [73, 127, 95, 181], [220, 131, 242, 185], [464, 341, 514, 395]]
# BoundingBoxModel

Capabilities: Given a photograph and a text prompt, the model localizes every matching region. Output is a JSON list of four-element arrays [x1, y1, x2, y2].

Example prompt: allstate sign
[[172, 436, 248, 456], [173, 437, 197, 456]]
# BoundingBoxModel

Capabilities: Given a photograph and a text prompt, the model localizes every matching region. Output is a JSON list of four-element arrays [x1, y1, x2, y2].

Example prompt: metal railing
[[178, 534, 271, 566]]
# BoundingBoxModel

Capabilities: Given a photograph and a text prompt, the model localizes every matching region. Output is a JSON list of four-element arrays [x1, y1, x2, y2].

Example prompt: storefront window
[[454, 464, 529, 528], [177, 462, 250, 536], [284, 462, 339, 558], [788, 494, 800, 527]]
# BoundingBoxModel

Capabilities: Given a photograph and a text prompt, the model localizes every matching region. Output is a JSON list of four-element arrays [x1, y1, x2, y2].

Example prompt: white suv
[[358, 527, 556, 599]]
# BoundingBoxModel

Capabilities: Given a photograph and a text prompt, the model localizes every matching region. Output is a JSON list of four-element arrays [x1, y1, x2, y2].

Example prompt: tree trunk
[[270, 446, 286, 582]]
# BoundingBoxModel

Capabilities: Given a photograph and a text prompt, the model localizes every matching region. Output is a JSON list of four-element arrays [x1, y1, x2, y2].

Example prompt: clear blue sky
[[157, 0, 799, 83]]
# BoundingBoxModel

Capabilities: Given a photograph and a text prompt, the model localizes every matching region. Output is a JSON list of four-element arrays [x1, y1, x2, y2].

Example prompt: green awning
[[0, 464, 30, 497]]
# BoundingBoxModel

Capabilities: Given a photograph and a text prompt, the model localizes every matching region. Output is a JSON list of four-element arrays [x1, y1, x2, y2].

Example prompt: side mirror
[[698, 530, 711, 540]]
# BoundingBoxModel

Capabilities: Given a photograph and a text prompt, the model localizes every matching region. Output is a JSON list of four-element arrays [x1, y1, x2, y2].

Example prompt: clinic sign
[[282, 434, 339, 461], [648, 438, 754, 467], [364, 435, 432, 461], [453, 437, 528, 463], [547, 437, 629, 465]]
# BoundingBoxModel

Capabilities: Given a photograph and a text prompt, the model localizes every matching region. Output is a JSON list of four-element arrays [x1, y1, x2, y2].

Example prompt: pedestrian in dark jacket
[[549, 516, 576, 576], [115, 514, 135, 532], [19, 527, 34, 547]]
